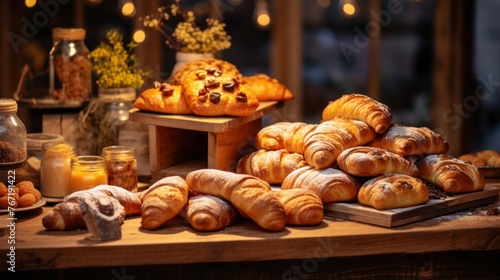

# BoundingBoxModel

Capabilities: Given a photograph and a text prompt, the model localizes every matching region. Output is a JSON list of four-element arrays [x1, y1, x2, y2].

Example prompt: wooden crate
[[129, 101, 282, 181]]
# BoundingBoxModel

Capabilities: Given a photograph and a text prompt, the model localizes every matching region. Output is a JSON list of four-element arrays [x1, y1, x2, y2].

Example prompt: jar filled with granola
[[70, 155, 108, 193], [102, 146, 137, 192], [0, 99, 27, 165], [49, 28, 91, 103]]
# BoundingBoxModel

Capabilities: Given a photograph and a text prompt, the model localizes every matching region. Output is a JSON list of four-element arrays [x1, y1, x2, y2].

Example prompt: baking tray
[[478, 166, 500, 178], [324, 185, 499, 227]]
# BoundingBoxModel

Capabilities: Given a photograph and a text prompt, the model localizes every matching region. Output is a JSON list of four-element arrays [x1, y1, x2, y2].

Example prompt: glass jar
[[26, 133, 65, 188], [70, 155, 108, 193], [102, 146, 138, 192], [95, 87, 136, 153], [49, 27, 91, 103], [40, 142, 76, 198], [0, 99, 27, 165]]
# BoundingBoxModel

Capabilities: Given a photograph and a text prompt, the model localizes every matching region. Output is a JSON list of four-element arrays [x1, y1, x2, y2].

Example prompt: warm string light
[[340, 0, 356, 16], [254, 0, 271, 28], [25, 0, 36, 8], [118, 0, 136, 17]]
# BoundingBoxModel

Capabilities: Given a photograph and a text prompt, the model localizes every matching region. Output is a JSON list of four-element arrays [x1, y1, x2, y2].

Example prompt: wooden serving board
[[324, 185, 499, 227]]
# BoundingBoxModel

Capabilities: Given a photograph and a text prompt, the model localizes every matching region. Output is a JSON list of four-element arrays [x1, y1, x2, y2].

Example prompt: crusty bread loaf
[[242, 73, 294, 101], [337, 146, 419, 177], [415, 154, 485, 193], [367, 124, 449, 157], [281, 166, 361, 203], [322, 93, 393, 134], [235, 149, 307, 184], [138, 176, 189, 230], [358, 173, 429, 210], [186, 169, 286, 231], [275, 188, 324, 226], [134, 81, 193, 115]]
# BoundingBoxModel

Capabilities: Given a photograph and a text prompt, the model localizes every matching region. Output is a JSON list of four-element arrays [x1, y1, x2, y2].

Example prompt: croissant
[[337, 146, 419, 177], [235, 149, 307, 184], [303, 118, 376, 169], [138, 176, 189, 230], [42, 185, 142, 231], [242, 73, 294, 101], [180, 195, 238, 232], [275, 188, 324, 226], [415, 154, 485, 193], [358, 173, 429, 210], [255, 122, 316, 153], [367, 124, 449, 157], [133, 81, 193, 115], [322, 93, 393, 134], [185, 169, 286, 231], [281, 166, 361, 203]]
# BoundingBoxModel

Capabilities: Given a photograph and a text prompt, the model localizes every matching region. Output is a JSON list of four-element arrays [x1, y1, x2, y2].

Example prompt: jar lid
[[0, 98, 18, 113], [52, 28, 86, 40], [27, 133, 65, 151]]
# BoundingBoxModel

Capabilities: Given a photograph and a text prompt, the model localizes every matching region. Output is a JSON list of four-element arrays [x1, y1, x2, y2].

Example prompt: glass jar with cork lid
[[49, 27, 91, 104]]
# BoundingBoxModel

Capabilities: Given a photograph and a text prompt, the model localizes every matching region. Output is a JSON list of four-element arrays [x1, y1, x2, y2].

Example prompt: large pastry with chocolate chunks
[[171, 58, 243, 85], [182, 68, 260, 117]]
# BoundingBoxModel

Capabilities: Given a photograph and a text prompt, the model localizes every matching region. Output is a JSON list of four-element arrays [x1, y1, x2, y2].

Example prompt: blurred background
[[1, 0, 499, 156]]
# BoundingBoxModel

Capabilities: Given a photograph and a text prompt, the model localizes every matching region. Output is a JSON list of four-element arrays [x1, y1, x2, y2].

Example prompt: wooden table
[[1, 185, 499, 279]]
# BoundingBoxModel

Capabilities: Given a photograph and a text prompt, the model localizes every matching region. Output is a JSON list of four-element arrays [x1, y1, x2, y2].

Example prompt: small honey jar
[[102, 146, 137, 192], [70, 155, 108, 193]]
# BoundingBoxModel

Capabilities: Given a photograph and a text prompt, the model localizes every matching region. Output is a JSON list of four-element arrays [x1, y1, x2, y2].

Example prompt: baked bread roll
[[322, 93, 392, 134], [138, 176, 189, 230], [415, 154, 485, 193], [171, 58, 243, 85], [134, 81, 193, 115], [303, 118, 376, 169], [367, 124, 449, 157], [281, 166, 361, 203], [337, 146, 419, 177], [186, 169, 286, 231], [255, 122, 316, 153], [42, 185, 142, 231], [235, 149, 307, 184], [242, 73, 294, 101], [180, 195, 238, 232], [275, 188, 324, 226], [182, 70, 260, 117], [358, 173, 429, 210]]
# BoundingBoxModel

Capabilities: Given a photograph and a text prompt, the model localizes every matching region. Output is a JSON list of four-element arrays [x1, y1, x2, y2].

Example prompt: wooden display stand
[[129, 101, 282, 181]]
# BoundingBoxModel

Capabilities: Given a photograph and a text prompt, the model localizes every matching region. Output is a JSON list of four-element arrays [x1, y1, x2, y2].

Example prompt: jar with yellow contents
[[70, 155, 108, 193]]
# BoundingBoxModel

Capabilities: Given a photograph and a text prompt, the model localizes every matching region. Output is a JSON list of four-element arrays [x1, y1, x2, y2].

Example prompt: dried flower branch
[[140, 0, 231, 53]]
